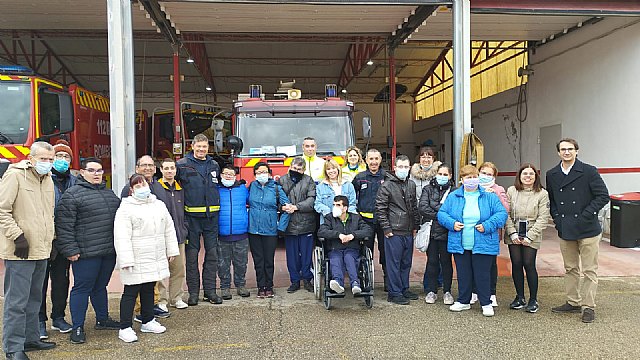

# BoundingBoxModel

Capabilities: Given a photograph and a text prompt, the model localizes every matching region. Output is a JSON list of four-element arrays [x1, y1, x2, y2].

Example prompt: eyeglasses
[[396, 165, 411, 170], [138, 164, 155, 168], [221, 172, 236, 177], [55, 153, 71, 160], [84, 168, 104, 174], [559, 148, 575, 153]]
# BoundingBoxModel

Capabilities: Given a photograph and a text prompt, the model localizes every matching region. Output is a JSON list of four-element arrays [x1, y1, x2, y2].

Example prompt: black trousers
[[39, 256, 71, 322], [119, 282, 155, 329], [425, 240, 453, 293], [249, 234, 278, 289]]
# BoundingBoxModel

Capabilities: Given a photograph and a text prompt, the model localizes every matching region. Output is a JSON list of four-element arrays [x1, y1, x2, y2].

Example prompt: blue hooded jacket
[[217, 181, 249, 239], [438, 186, 507, 255], [248, 179, 290, 236]]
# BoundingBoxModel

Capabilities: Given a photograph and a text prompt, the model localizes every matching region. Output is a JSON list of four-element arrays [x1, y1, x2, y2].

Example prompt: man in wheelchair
[[317, 195, 372, 295]]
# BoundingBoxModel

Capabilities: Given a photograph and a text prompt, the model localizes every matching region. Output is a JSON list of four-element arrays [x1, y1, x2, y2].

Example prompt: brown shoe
[[551, 302, 581, 313], [582, 308, 595, 323]]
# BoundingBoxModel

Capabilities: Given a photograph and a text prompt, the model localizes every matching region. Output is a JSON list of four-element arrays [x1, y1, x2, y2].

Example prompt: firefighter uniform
[[304, 155, 325, 183]]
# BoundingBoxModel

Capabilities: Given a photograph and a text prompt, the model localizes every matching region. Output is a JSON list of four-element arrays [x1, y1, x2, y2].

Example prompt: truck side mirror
[[227, 135, 243, 153], [58, 93, 74, 134], [362, 116, 371, 138]]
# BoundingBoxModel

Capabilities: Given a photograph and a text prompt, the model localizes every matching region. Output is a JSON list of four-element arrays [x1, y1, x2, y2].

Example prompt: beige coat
[[114, 194, 179, 285], [0, 160, 55, 260], [504, 186, 551, 250]]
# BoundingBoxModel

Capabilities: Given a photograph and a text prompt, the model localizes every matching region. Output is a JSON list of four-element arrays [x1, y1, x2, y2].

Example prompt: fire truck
[[230, 84, 360, 180], [0, 65, 112, 181]]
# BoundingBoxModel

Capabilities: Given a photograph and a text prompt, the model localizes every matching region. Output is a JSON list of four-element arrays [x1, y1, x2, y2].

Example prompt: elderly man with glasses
[[55, 157, 122, 344], [120, 155, 157, 198]]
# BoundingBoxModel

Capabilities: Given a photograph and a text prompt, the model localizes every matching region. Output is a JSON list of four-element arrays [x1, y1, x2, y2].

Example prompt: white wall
[[413, 17, 640, 195]]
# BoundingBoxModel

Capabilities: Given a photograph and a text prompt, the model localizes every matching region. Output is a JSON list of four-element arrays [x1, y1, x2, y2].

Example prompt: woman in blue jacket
[[314, 159, 356, 224], [248, 162, 290, 298], [438, 165, 507, 317]]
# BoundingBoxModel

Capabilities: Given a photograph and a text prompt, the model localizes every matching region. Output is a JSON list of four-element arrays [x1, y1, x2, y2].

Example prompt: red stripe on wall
[[498, 168, 640, 177]]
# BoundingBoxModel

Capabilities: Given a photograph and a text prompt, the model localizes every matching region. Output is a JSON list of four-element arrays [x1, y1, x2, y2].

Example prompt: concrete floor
[[14, 276, 640, 360]]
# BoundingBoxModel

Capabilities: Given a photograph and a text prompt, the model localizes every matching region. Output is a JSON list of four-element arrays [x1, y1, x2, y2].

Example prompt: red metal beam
[[471, 0, 640, 14], [412, 41, 451, 96], [338, 36, 384, 89]]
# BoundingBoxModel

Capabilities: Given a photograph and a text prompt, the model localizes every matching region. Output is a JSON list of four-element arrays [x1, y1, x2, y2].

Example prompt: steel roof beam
[[138, 0, 181, 45], [387, 5, 439, 51], [471, 0, 640, 15], [338, 37, 384, 89]]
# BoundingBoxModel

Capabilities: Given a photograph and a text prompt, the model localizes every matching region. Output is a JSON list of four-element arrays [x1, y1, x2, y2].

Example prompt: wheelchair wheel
[[364, 295, 373, 309], [367, 248, 375, 290], [323, 292, 332, 310], [313, 246, 323, 300]]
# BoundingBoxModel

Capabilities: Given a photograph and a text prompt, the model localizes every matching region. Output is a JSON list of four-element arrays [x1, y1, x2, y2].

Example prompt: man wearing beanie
[[39, 140, 76, 339]]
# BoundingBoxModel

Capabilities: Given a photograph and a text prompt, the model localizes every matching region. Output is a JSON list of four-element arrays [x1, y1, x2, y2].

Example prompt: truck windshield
[[236, 111, 353, 157], [0, 82, 30, 144]]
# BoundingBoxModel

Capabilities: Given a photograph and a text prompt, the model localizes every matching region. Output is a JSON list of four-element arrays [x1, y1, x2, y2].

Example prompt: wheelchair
[[312, 237, 374, 310]]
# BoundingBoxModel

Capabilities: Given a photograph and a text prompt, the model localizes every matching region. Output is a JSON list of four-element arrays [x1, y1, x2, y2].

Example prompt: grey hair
[[366, 148, 381, 157], [30, 141, 54, 157], [291, 156, 306, 171], [136, 155, 154, 166], [193, 133, 209, 144]]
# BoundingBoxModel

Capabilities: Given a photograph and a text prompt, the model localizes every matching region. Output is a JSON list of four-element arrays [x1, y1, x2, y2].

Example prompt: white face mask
[[332, 206, 343, 218]]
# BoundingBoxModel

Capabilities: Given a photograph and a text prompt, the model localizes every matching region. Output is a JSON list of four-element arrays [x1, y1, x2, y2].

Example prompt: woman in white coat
[[114, 174, 180, 343]]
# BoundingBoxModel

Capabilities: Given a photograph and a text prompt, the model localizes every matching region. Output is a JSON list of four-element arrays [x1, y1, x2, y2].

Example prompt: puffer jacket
[[504, 186, 551, 250], [317, 213, 372, 251], [151, 179, 188, 244], [375, 172, 420, 236], [217, 180, 249, 239], [438, 186, 508, 255], [0, 160, 54, 260], [176, 151, 221, 218], [314, 179, 356, 224], [55, 176, 121, 258], [279, 173, 316, 235], [409, 161, 441, 201], [114, 194, 179, 285], [248, 179, 290, 236], [418, 179, 455, 242]]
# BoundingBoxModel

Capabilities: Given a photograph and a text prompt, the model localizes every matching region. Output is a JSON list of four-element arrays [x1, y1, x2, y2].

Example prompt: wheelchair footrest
[[325, 291, 346, 298], [353, 291, 373, 298]]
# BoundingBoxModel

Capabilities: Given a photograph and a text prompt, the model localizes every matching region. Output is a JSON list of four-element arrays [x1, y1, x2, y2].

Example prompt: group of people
[[0, 135, 609, 359]]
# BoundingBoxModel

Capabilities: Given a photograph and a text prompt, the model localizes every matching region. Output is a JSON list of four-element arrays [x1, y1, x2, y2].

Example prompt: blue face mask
[[255, 173, 269, 184], [435, 175, 449, 186], [34, 161, 53, 175], [133, 187, 151, 200], [395, 169, 409, 180], [478, 174, 495, 189], [221, 178, 235, 187], [52, 159, 70, 173]]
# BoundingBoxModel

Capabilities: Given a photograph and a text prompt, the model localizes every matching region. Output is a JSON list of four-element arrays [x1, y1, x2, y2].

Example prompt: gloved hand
[[14, 234, 29, 259]]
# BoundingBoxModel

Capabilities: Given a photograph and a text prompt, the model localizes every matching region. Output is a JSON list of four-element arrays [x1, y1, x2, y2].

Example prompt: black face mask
[[289, 170, 303, 183]]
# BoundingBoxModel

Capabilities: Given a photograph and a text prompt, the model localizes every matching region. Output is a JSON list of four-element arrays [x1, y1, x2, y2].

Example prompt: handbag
[[415, 221, 432, 253]]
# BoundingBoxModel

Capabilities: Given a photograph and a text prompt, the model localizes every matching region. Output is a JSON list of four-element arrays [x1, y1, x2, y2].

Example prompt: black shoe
[[187, 293, 199, 306], [221, 288, 232, 300], [69, 327, 86, 344], [303, 280, 314, 293], [95, 317, 120, 330], [551, 302, 581, 313], [387, 295, 410, 305], [203, 291, 223, 304], [383, 276, 388, 292], [526, 299, 539, 313], [286, 282, 300, 293], [5, 351, 29, 360], [153, 304, 171, 318], [403, 291, 419, 301], [509, 296, 526, 310], [582, 308, 595, 323], [23, 340, 56, 352]]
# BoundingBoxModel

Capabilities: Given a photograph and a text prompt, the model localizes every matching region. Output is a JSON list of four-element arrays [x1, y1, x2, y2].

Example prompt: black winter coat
[[375, 172, 420, 236], [151, 179, 188, 244], [545, 159, 609, 240], [318, 213, 373, 251], [279, 173, 316, 236], [418, 180, 454, 242], [54, 176, 121, 258]]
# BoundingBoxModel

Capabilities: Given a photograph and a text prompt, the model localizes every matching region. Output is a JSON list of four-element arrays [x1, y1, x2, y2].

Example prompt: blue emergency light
[[325, 84, 338, 98], [0, 65, 34, 76], [249, 84, 262, 98]]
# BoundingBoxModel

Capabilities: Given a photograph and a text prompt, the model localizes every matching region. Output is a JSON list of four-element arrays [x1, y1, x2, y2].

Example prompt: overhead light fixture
[[186, 57, 194, 63], [205, 86, 212, 91], [341, 89, 347, 94], [366, 60, 374, 66]]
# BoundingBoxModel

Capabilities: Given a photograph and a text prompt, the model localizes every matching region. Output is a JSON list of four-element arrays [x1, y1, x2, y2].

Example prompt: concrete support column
[[452, 0, 472, 180], [107, 0, 136, 193]]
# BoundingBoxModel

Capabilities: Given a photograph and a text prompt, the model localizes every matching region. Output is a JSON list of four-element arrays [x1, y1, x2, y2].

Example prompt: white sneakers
[[443, 292, 455, 305], [172, 300, 189, 309], [141, 319, 166, 334], [329, 280, 345, 294], [352, 284, 362, 295], [425, 292, 437, 304], [449, 302, 471, 312], [490, 294, 498, 307], [470, 293, 478, 304], [157, 303, 169, 313], [482, 305, 495, 317], [119, 327, 138, 343]]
